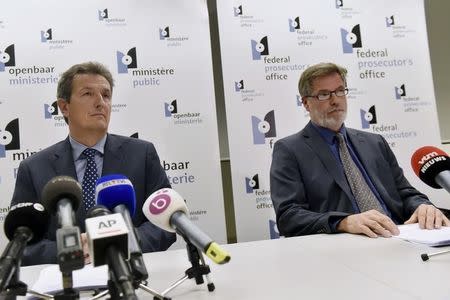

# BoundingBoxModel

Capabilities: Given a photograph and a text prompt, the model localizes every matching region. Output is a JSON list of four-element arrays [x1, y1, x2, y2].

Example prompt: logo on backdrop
[[159, 26, 170, 39], [245, 173, 271, 209], [0, 118, 20, 158], [251, 36, 269, 60], [163, 160, 196, 186], [44, 101, 66, 126], [234, 80, 244, 91], [360, 105, 377, 129], [1, 43, 58, 86], [234, 80, 264, 102], [340, 24, 362, 53], [116, 47, 175, 88], [117, 47, 137, 74], [288, 17, 300, 32], [393, 84, 428, 113], [40, 28, 73, 50], [163, 99, 202, 126], [233, 4, 263, 27], [233, 5, 243, 16], [359, 105, 417, 147], [97, 8, 126, 26], [245, 174, 259, 193], [386, 15, 395, 27], [287, 17, 328, 47], [335, 1, 361, 18], [385, 15, 416, 38], [0, 44, 15, 72], [158, 26, 189, 47], [395, 84, 406, 100], [164, 100, 178, 117], [251, 110, 276, 146], [269, 220, 280, 239]]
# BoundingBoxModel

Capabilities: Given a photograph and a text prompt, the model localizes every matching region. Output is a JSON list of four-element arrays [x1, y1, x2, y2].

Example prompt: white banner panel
[[217, 0, 446, 242], [0, 0, 226, 248]]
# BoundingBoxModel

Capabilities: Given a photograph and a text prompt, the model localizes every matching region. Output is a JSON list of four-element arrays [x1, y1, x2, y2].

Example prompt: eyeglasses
[[306, 88, 349, 101]]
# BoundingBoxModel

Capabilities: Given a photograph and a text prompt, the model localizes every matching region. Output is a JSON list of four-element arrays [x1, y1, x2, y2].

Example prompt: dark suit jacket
[[11, 134, 176, 265], [270, 121, 431, 237]]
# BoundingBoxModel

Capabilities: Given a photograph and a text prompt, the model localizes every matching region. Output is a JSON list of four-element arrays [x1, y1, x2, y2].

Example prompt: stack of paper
[[395, 223, 450, 246]]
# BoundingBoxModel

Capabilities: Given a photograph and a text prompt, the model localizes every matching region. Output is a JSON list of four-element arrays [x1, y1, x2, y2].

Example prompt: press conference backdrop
[[0, 0, 227, 248], [217, 0, 448, 242]]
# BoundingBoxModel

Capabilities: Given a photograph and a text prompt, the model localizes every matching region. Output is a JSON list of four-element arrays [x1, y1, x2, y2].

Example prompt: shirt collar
[[310, 121, 347, 145], [69, 134, 107, 161]]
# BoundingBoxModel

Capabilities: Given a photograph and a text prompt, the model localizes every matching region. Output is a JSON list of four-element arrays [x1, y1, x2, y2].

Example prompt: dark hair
[[57, 61, 114, 102], [298, 62, 347, 97]]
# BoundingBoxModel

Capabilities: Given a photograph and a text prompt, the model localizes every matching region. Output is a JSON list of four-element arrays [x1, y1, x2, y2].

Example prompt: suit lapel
[[102, 134, 125, 176], [302, 122, 353, 200], [51, 137, 78, 180]]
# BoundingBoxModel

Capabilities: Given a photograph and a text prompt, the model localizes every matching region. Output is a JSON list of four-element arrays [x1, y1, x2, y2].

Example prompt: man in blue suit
[[270, 62, 449, 238], [11, 62, 175, 265]]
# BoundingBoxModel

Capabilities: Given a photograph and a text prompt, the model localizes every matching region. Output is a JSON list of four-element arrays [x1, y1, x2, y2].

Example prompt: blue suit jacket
[[270, 122, 431, 237], [11, 134, 176, 265]]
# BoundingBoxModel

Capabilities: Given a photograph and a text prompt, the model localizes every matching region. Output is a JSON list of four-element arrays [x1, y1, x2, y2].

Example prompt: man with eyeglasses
[[270, 62, 449, 238]]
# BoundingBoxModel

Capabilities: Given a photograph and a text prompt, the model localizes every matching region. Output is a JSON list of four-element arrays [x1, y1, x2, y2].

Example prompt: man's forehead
[[311, 73, 344, 90], [73, 74, 111, 90]]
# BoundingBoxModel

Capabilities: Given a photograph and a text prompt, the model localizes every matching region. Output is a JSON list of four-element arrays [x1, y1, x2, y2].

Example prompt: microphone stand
[[154, 236, 215, 300]]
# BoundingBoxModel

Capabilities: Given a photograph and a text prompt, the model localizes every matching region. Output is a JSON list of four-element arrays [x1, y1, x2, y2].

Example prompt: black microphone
[[411, 146, 450, 193], [143, 188, 230, 264], [95, 174, 148, 282], [85, 206, 137, 300], [0, 202, 49, 292], [41, 176, 84, 272]]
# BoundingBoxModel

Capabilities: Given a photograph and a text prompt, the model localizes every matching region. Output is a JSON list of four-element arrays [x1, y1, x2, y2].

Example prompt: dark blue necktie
[[82, 148, 99, 211]]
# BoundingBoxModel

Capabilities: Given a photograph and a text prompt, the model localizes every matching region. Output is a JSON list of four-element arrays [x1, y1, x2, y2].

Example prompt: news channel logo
[[340, 24, 362, 53], [0, 44, 15, 72], [245, 174, 259, 194], [251, 36, 269, 60], [395, 84, 406, 99], [117, 47, 137, 74], [164, 100, 178, 117], [251, 110, 276, 144], [0, 118, 20, 158], [360, 105, 377, 129]]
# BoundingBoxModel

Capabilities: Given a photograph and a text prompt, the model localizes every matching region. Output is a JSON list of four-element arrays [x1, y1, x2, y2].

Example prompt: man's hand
[[404, 204, 450, 229], [81, 233, 91, 264], [337, 210, 399, 238]]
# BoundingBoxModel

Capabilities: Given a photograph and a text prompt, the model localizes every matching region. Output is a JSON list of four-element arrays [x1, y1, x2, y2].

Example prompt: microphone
[[143, 188, 230, 264], [85, 206, 137, 300], [41, 176, 84, 272], [411, 146, 450, 193], [0, 202, 49, 291], [95, 174, 148, 281]]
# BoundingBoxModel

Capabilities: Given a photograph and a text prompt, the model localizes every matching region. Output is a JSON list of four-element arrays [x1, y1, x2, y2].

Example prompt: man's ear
[[57, 98, 69, 118], [302, 97, 310, 112]]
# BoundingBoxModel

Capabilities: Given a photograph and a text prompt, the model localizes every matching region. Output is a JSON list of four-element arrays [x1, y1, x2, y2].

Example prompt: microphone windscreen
[[86, 205, 111, 218], [142, 188, 189, 232], [4, 202, 49, 244], [41, 176, 82, 214], [411, 146, 450, 188], [95, 174, 136, 217]]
